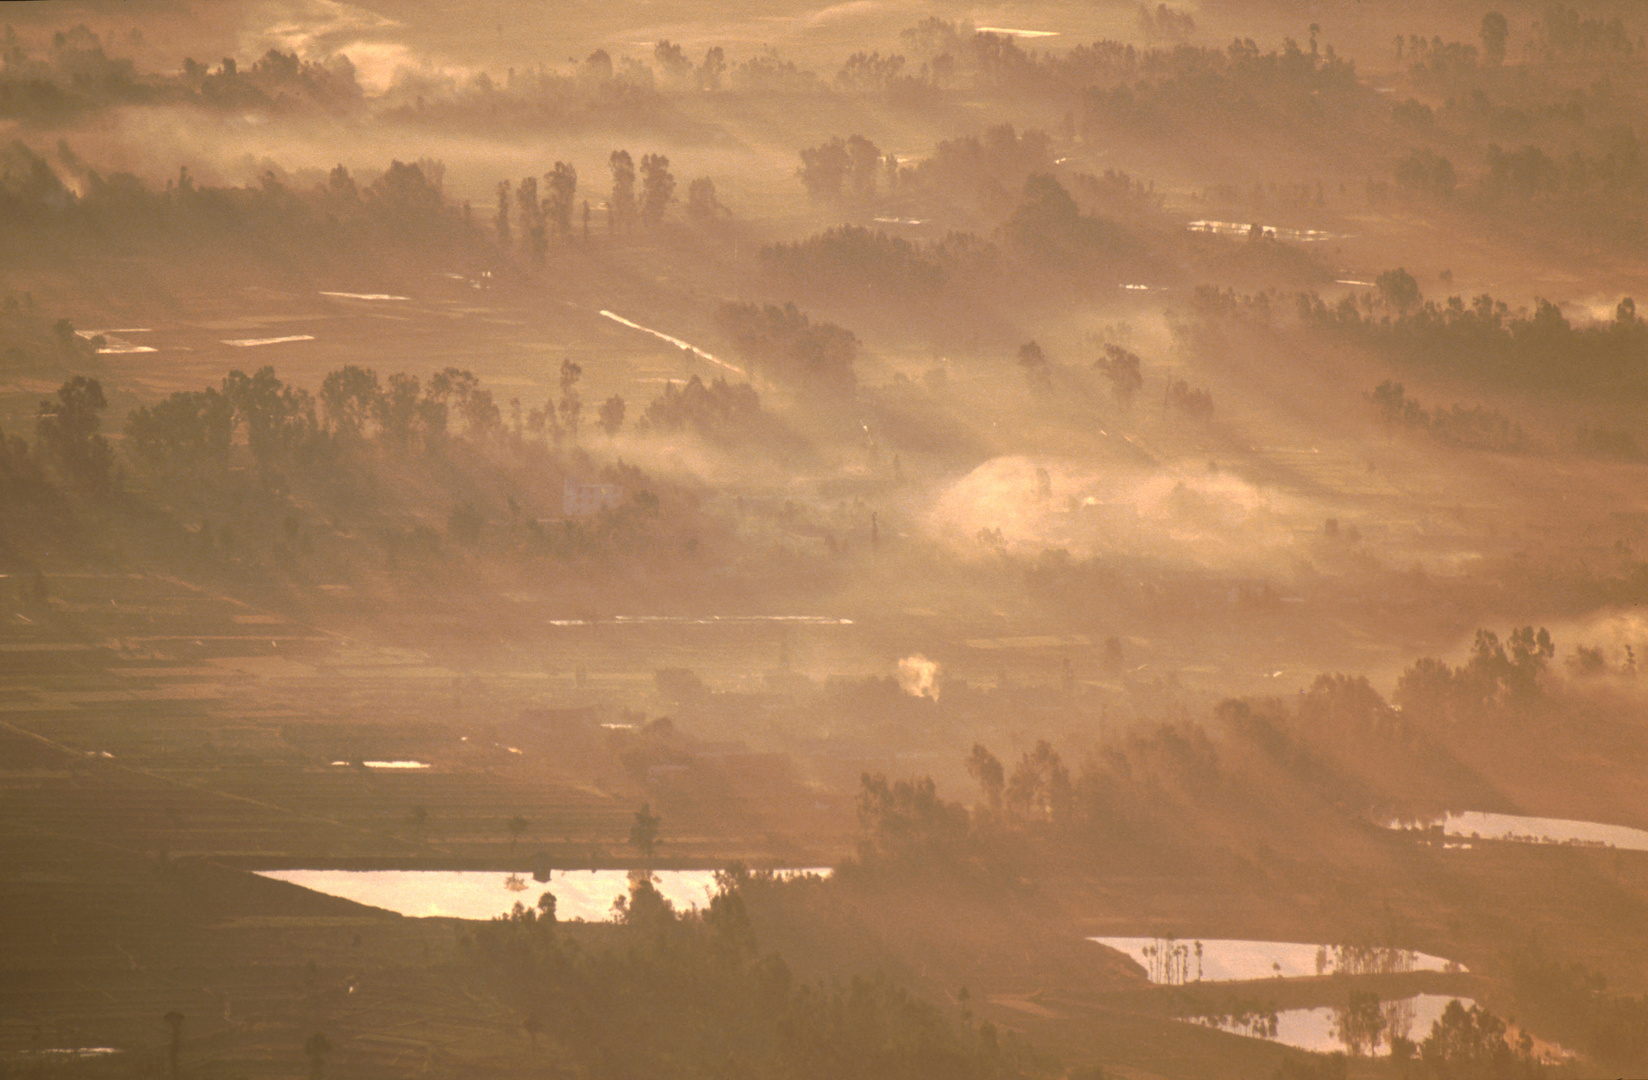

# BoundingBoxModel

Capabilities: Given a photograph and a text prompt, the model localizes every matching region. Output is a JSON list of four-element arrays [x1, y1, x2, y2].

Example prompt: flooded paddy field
[[257, 866, 829, 921], [10, 0, 1648, 1073], [1392, 811, 1648, 852]]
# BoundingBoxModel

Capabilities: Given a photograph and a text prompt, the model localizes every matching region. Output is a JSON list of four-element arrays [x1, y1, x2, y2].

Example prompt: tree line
[[464, 867, 1056, 1079]]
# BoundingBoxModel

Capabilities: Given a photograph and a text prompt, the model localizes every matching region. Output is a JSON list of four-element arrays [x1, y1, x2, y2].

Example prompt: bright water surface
[[1187, 219, 1340, 242], [1190, 993, 1470, 1055], [257, 868, 827, 921], [1392, 811, 1648, 851], [1091, 937, 1461, 982]]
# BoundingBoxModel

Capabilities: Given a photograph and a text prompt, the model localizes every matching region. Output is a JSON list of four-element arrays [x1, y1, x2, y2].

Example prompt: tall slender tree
[[608, 150, 636, 236]]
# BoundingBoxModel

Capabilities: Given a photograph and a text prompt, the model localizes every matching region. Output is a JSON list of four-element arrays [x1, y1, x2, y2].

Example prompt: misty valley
[[7, 0, 1648, 1077]]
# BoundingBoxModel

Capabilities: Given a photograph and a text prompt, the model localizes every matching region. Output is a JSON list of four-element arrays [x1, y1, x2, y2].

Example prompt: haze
[[4, 1, 1648, 1076]]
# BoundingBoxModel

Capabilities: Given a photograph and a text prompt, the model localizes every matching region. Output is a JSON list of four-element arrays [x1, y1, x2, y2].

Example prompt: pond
[[1390, 811, 1648, 851], [1090, 937, 1462, 982], [1187, 219, 1340, 243], [1189, 993, 1470, 1055], [974, 26, 1060, 37], [256, 868, 827, 921], [221, 334, 315, 347]]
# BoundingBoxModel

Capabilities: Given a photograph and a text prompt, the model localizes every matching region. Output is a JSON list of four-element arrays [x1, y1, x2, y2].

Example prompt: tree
[[855, 773, 971, 864], [654, 39, 692, 82], [609, 150, 636, 235], [598, 394, 626, 436], [1481, 12, 1509, 65], [1006, 174, 1081, 250], [375, 372, 420, 445], [544, 162, 576, 241], [1335, 990, 1384, 1055], [799, 137, 850, 200], [426, 367, 484, 438], [713, 301, 858, 393], [1017, 340, 1051, 391], [686, 177, 721, 222], [124, 389, 234, 467], [846, 134, 881, 199], [696, 46, 725, 90], [966, 744, 1004, 811], [1395, 149, 1456, 197], [222, 366, 317, 465], [537, 890, 557, 922], [36, 375, 112, 486], [1004, 741, 1071, 822], [319, 364, 381, 440], [518, 175, 545, 263], [639, 153, 675, 227], [558, 359, 583, 442], [1165, 379, 1213, 419], [507, 814, 529, 850], [1376, 267, 1421, 314], [1098, 344, 1143, 407], [629, 802, 661, 859], [1505, 625, 1554, 697], [1419, 999, 1540, 1078]]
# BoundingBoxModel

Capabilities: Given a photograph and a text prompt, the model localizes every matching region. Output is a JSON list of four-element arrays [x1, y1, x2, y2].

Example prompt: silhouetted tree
[[319, 364, 380, 440], [799, 137, 850, 200], [495, 179, 511, 245], [124, 388, 233, 467], [1420, 1000, 1541, 1077], [639, 153, 674, 227], [1375, 269, 1420, 314], [966, 744, 1004, 811], [36, 375, 112, 486], [696, 46, 726, 90], [518, 175, 545, 263], [629, 802, 661, 859], [654, 40, 692, 82], [222, 366, 317, 466], [375, 372, 420, 445], [598, 394, 625, 435], [1004, 740, 1071, 822], [1017, 340, 1051, 391], [846, 134, 881, 199], [608, 150, 636, 235], [686, 177, 721, 222], [1098, 344, 1143, 407], [544, 162, 576, 241], [557, 359, 582, 442], [1395, 149, 1456, 197]]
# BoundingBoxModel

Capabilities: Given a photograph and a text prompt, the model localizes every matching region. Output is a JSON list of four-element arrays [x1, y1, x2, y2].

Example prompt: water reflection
[[257, 867, 827, 921], [546, 614, 853, 626], [1189, 993, 1469, 1055], [1390, 811, 1648, 851], [1091, 937, 1461, 982], [1187, 219, 1341, 242]]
